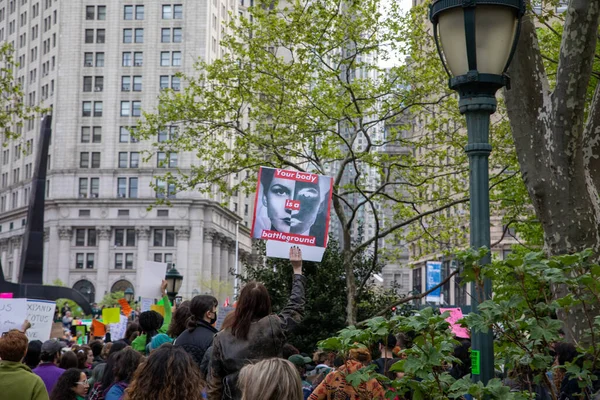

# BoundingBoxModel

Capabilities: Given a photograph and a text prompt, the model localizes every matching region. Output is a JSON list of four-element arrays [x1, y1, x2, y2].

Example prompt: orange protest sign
[[118, 298, 132, 317], [150, 305, 165, 316], [92, 319, 106, 337]]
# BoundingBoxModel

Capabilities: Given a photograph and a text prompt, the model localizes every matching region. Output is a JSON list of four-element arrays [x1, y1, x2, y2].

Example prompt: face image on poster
[[251, 167, 333, 261]]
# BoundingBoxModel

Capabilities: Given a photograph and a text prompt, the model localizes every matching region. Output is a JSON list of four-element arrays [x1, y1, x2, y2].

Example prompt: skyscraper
[[0, 0, 253, 303]]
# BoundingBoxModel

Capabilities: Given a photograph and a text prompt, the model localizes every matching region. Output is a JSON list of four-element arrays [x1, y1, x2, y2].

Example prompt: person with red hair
[[0, 329, 49, 400]]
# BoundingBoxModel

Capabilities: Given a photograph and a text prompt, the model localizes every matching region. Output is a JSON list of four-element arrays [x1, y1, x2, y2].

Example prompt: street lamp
[[430, 0, 524, 386], [191, 288, 199, 297], [165, 263, 184, 303], [124, 287, 134, 303]]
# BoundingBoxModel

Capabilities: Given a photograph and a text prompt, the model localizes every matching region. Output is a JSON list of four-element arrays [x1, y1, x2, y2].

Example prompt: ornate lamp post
[[124, 287, 134, 303], [430, 0, 524, 385], [165, 264, 184, 303]]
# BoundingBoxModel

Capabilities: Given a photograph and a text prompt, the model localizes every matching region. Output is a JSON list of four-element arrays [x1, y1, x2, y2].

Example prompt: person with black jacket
[[175, 294, 219, 375], [206, 246, 306, 400]]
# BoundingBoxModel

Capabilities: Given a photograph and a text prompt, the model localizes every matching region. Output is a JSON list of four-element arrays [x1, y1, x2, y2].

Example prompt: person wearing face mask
[[174, 294, 219, 377], [254, 168, 331, 247]]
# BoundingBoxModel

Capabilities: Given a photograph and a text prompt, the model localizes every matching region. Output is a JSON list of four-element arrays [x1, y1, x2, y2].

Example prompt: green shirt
[[0, 361, 49, 400], [131, 294, 172, 354]]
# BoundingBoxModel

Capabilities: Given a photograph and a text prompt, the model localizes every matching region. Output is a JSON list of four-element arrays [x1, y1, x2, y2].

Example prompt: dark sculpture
[[0, 116, 92, 315]]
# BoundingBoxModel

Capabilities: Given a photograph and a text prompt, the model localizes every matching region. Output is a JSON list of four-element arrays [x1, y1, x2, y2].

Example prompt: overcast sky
[[379, 0, 414, 67]]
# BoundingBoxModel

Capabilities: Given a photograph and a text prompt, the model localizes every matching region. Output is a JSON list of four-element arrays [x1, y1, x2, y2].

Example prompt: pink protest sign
[[440, 307, 470, 339], [0, 293, 13, 299]]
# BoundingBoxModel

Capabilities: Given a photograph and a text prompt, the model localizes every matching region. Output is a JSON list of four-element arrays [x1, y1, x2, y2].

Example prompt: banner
[[440, 308, 470, 339], [0, 298, 27, 334], [426, 261, 442, 303], [215, 305, 235, 331], [26, 300, 56, 341], [251, 167, 333, 262], [140, 298, 154, 312], [139, 261, 168, 299]]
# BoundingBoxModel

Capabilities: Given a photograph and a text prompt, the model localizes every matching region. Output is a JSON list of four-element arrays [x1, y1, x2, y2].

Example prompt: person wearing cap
[[0, 329, 49, 400], [33, 339, 66, 393], [288, 354, 314, 400]]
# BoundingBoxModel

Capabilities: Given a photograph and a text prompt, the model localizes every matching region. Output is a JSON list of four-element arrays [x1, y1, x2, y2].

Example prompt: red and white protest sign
[[251, 167, 333, 262]]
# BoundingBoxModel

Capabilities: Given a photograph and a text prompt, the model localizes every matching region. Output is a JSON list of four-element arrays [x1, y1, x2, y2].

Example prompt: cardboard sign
[[150, 305, 165, 316], [102, 308, 121, 324], [26, 300, 56, 341], [139, 261, 168, 299], [140, 298, 153, 312], [440, 307, 470, 339], [251, 167, 333, 262], [0, 298, 27, 334], [118, 299, 132, 317], [92, 319, 106, 337], [109, 315, 128, 341]]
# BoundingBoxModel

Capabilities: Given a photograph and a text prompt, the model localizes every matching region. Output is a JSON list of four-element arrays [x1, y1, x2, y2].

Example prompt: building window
[[123, 29, 132, 43], [93, 101, 103, 117], [80, 153, 90, 168], [132, 101, 141, 117], [86, 5, 95, 20], [86, 254, 95, 269], [84, 52, 94, 67], [81, 127, 90, 142], [155, 179, 176, 199], [85, 29, 94, 43], [133, 76, 142, 91], [153, 228, 175, 247], [160, 52, 170, 66], [82, 101, 92, 117], [96, 52, 105, 67], [97, 29, 105, 43], [172, 51, 182, 66], [154, 253, 173, 266], [76, 253, 84, 269], [97, 6, 106, 20], [134, 28, 143, 43], [159, 75, 169, 90], [91, 152, 101, 168], [158, 126, 178, 142], [123, 5, 133, 20], [157, 152, 177, 168], [118, 152, 128, 168], [135, 5, 144, 19], [122, 52, 132, 67], [130, 152, 139, 168], [121, 76, 131, 91], [93, 127, 102, 143], [174, 4, 183, 19], [173, 28, 182, 42], [121, 101, 130, 116], [117, 177, 138, 198], [172, 75, 180, 90], [79, 178, 88, 197], [75, 228, 97, 246], [161, 28, 170, 43], [83, 76, 92, 92], [115, 228, 136, 247], [134, 52, 143, 66], [162, 5, 172, 19], [95, 76, 103, 91], [115, 253, 123, 269], [120, 126, 131, 142]]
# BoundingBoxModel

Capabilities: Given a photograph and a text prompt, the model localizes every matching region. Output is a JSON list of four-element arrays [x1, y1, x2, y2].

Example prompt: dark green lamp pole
[[429, 0, 524, 385], [165, 264, 184, 303]]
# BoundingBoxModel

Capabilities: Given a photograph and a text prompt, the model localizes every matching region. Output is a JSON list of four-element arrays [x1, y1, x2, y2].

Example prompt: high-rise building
[[0, 0, 253, 303]]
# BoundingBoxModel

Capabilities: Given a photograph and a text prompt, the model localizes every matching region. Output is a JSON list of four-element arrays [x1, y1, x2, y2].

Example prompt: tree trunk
[[504, 2, 600, 342]]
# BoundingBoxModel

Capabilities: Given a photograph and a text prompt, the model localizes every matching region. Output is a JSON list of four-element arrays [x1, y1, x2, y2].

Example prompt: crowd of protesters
[[0, 245, 597, 400]]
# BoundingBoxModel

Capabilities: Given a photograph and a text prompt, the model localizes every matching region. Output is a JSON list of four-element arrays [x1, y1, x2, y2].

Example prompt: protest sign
[[426, 261, 442, 303], [150, 305, 165, 316], [102, 308, 121, 324], [26, 300, 56, 341], [0, 293, 13, 298], [0, 298, 27, 334], [118, 299, 132, 317], [139, 261, 168, 299], [216, 305, 234, 331], [140, 298, 153, 312], [251, 167, 333, 262], [440, 308, 470, 339], [109, 315, 128, 341], [91, 319, 106, 337], [50, 322, 64, 339]]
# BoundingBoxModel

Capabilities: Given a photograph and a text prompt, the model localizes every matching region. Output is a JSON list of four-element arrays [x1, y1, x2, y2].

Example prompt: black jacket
[[175, 319, 218, 373], [207, 274, 307, 400]]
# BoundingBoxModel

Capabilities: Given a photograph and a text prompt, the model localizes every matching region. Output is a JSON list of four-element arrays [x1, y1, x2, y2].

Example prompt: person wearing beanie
[[131, 280, 172, 355], [146, 333, 173, 353]]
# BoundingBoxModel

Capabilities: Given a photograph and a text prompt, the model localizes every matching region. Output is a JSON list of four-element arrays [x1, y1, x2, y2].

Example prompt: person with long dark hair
[[23, 340, 43, 369], [206, 246, 306, 400], [123, 344, 205, 400], [131, 281, 172, 354], [104, 348, 143, 400], [175, 295, 218, 374], [49, 369, 88, 400], [167, 300, 191, 338], [59, 351, 78, 370], [86, 342, 128, 400]]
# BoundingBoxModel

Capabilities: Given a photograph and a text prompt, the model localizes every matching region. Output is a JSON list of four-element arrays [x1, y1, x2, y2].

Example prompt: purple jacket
[[33, 363, 65, 394]]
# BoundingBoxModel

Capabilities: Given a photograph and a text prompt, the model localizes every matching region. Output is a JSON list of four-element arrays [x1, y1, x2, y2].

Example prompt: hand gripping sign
[[251, 167, 333, 262]]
